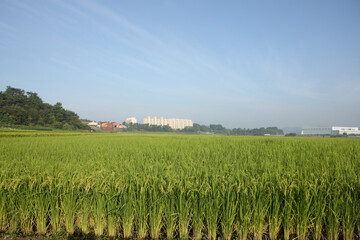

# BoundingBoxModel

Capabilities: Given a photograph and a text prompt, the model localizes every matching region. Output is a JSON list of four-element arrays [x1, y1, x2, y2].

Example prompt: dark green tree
[[0, 86, 90, 130]]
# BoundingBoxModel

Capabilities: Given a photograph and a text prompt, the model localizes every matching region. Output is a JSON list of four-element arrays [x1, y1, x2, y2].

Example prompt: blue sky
[[0, 0, 359, 128]]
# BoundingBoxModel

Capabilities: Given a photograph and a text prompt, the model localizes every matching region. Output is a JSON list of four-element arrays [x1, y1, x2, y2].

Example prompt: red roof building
[[112, 122, 120, 128], [101, 122, 113, 131]]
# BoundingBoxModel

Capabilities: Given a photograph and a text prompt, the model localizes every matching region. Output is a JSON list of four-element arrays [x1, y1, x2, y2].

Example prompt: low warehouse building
[[301, 126, 360, 136]]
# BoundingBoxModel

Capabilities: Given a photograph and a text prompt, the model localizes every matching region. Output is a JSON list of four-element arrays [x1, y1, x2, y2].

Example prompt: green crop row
[[0, 134, 359, 239], [0, 129, 89, 138]]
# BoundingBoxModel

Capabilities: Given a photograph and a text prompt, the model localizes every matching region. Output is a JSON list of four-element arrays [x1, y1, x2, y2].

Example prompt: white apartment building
[[125, 117, 137, 124], [301, 126, 360, 135], [143, 116, 193, 130]]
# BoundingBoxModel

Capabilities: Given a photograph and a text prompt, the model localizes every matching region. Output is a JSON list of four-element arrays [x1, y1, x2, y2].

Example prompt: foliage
[[0, 86, 90, 130], [124, 123, 173, 132], [182, 124, 284, 136], [0, 134, 359, 239], [231, 126, 284, 135]]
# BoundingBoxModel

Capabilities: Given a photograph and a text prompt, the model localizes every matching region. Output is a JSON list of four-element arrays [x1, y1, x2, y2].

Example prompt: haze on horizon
[[0, 0, 359, 129]]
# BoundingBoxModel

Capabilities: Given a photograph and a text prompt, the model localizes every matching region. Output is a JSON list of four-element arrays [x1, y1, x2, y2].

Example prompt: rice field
[[0, 133, 359, 239]]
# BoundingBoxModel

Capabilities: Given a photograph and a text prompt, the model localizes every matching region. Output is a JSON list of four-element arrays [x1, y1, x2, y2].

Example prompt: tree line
[[123, 123, 173, 132], [0, 86, 90, 130], [124, 123, 284, 135], [182, 124, 284, 135]]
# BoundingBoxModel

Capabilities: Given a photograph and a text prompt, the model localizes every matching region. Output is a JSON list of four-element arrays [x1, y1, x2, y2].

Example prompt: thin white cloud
[[48, 58, 83, 72], [6, 0, 256, 98], [74, 0, 164, 46], [260, 48, 328, 99], [94, 67, 131, 83], [0, 21, 15, 31], [50, 0, 89, 18], [54, 12, 81, 29], [64, 0, 253, 91], [5, 0, 42, 17], [119, 54, 170, 77]]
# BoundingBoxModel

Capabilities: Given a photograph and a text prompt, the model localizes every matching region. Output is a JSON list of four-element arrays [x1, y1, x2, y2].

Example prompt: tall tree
[[0, 86, 90, 130]]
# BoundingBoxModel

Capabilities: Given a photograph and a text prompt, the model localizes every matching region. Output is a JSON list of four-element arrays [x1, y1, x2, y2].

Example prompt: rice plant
[[236, 186, 252, 240], [192, 189, 206, 240], [93, 192, 106, 236], [250, 182, 270, 240], [282, 181, 295, 240], [342, 190, 357, 240], [176, 182, 192, 239], [0, 190, 7, 232], [268, 187, 282, 240], [204, 182, 221, 240], [33, 191, 49, 234], [295, 184, 313, 240], [106, 193, 120, 238], [310, 180, 327, 240], [148, 185, 164, 239], [120, 184, 136, 239], [220, 183, 237, 240], [164, 191, 177, 239], [61, 189, 78, 235], [0, 133, 359, 239], [49, 191, 61, 234], [134, 182, 149, 239], [327, 188, 341, 240]]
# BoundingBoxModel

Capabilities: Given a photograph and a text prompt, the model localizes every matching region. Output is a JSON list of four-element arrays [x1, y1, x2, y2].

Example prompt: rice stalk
[[251, 183, 270, 240], [221, 183, 237, 240], [268, 187, 282, 240], [107, 193, 119, 238], [192, 189, 206, 240], [61, 190, 78, 235], [177, 185, 192, 239], [120, 184, 135, 239], [204, 182, 220, 240], [149, 186, 164, 239], [164, 192, 177, 239], [93, 192, 106, 236], [135, 183, 148, 239], [18, 190, 34, 235], [34, 191, 49, 234]]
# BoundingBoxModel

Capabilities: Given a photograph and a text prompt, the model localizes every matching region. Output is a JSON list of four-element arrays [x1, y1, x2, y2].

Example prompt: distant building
[[143, 116, 193, 130], [101, 122, 113, 131], [86, 121, 101, 131], [125, 117, 137, 124], [331, 126, 360, 135], [112, 122, 127, 130], [301, 127, 332, 136], [87, 121, 100, 128], [301, 126, 360, 136], [112, 122, 120, 128]]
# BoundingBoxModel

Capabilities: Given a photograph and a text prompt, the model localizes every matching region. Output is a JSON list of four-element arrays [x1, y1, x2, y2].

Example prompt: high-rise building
[[143, 116, 193, 130]]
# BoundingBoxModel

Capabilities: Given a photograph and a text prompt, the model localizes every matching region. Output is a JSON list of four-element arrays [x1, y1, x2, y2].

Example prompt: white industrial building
[[331, 126, 360, 135], [301, 126, 360, 136], [301, 127, 332, 135]]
